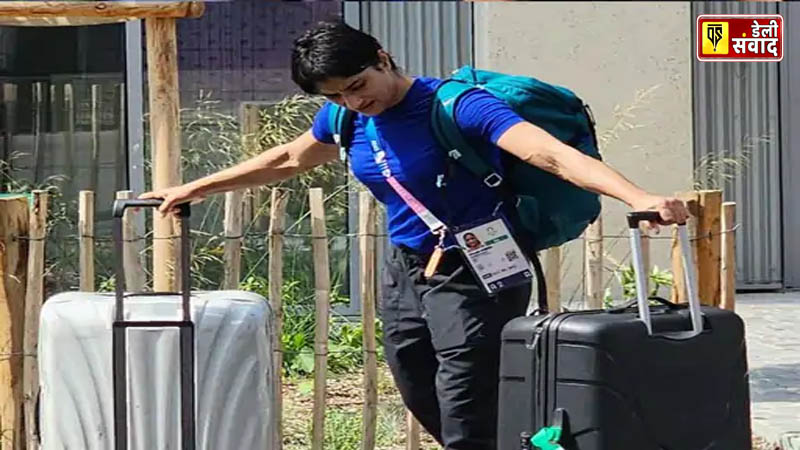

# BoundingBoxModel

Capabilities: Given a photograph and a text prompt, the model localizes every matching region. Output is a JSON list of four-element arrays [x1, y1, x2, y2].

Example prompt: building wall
[[475, 2, 694, 307], [170, 0, 341, 113]]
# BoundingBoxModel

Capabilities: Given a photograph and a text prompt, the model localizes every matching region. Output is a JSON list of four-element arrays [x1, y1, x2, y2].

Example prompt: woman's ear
[[376, 50, 391, 71]]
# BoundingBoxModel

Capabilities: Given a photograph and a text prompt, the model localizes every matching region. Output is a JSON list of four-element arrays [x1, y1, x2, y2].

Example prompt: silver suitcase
[[39, 200, 274, 450]]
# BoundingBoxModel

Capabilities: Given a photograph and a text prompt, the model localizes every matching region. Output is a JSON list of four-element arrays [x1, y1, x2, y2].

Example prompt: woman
[[142, 21, 688, 450]]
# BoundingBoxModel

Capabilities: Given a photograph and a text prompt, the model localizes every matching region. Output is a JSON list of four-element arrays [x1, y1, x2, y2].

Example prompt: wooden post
[[223, 190, 243, 290], [90, 84, 101, 193], [585, 216, 603, 309], [116, 191, 146, 292], [359, 191, 378, 450], [117, 84, 126, 192], [309, 188, 330, 450], [240, 104, 263, 231], [63, 84, 75, 194], [49, 85, 59, 189], [23, 190, 47, 450], [1, 83, 17, 192], [32, 83, 44, 184], [0, 194, 29, 450], [146, 17, 182, 292], [671, 192, 699, 304], [79, 191, 95, 292], [544, 246, 562, 313], [268, 188, 288, 450], [671, 191, 721, 306], [406, 412, 421, 450], [696, 190, 723, 306], [721, 202, 736, 311]]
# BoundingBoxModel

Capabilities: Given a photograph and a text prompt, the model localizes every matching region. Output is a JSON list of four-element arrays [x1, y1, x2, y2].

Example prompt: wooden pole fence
[[309, 188, 330, 450], [116, 191, 146, 292], [6, 184, 738, 449], [268, 188, 288, 450], [23, 191, 47, 450], [0, 194, 29, 449], [359, 191, 378, 450], [584, 215, 603, 309], [32, 83, 44, 185], [90, 84, 101, 193], [2, 83, 17, 192], [544, 246, 562, 313], [223, 190, 243, 290], [79, 190, 95, 291], [720, 202, 736, 311], [63, 84, 75, 196], [146, 17, 182, 292]]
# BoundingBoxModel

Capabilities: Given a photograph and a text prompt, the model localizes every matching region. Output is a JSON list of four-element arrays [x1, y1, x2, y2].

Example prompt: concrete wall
[[475, 2, 694, 308]]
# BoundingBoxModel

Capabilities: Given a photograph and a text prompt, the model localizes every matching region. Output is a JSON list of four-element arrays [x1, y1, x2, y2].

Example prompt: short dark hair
[[291, 21, 397, 95]]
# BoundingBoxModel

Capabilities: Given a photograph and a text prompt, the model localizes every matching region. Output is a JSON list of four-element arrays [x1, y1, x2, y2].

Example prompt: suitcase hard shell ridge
[[39, 291, 273, 449]]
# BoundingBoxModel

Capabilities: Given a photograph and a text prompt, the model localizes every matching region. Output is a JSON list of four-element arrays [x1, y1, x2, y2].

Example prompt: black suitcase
[[498, 212, 751, 450]]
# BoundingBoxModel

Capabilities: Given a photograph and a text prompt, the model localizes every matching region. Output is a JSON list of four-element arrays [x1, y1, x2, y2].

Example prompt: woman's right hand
[[139, 183, 205, 216]]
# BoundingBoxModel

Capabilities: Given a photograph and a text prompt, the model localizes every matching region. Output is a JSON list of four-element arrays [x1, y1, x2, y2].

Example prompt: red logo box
[[697, 14, 783, 62]]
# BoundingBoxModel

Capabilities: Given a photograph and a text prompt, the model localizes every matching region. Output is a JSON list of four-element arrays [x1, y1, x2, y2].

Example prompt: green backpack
[[329, 65, 602, 253]]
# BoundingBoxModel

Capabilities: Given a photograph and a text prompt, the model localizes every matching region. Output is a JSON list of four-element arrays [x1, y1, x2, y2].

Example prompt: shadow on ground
[[749, 363, 800, 403]]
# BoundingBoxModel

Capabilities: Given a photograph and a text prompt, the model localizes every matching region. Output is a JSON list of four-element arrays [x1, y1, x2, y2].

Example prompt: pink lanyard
[[365, 119, 448, 240]]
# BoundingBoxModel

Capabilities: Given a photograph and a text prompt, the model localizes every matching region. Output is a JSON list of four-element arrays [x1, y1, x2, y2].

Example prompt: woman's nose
[[344, 95, 367, 110]]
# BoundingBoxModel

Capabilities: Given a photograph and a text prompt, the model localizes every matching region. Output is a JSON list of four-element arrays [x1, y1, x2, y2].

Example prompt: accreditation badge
[[453, 215, 533, 295]]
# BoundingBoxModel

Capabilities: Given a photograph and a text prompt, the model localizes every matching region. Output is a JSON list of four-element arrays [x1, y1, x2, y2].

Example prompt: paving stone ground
[[736, 293, 800, 449]]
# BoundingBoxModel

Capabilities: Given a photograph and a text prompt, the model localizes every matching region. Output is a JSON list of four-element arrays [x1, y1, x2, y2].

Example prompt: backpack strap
[[431, 80, 548, 313], [430, 81, 506, 189], [328, 103, 357, 163]]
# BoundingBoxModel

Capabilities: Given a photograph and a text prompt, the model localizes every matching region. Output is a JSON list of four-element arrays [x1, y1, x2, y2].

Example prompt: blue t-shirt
[[311, 77, 524, 253]]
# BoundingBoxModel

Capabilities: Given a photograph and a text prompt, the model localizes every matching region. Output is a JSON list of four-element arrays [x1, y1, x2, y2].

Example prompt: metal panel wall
[[692, 2, 783, 289], [779, 2, 800, 289], [342, 1, 474, 315], [344, 1, 473, 78]]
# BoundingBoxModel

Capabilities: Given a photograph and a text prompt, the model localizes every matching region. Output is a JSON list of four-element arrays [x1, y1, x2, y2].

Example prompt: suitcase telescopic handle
[[111, 198, 196, 450], [111, 198, 192, 322], [627, 211, 704, 337]]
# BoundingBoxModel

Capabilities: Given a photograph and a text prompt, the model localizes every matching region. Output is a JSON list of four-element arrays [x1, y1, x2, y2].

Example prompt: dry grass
[[284, 364, 774, 450], [754, 436, 781, 450], [283, 363, 439, 450]]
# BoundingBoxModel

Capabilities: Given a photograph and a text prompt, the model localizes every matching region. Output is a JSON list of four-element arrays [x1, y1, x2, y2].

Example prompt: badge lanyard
[[365, 119, 448, 277], [365, 119, 532, 293]]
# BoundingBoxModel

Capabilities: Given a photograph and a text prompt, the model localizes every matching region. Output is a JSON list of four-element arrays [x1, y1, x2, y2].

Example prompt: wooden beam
[[146, 17, 182, 291], [23, 191, 46, 450], [0, 2, 205, 19], [0, 195, 28, 450]]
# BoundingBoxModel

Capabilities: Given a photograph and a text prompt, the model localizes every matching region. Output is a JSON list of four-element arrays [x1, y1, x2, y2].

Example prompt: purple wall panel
[[160, 0, 342, 113]]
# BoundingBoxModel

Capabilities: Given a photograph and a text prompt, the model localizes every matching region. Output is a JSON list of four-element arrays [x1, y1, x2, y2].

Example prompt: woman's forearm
[[551, 143, 650, 207], [186, 144, 303, 196], [498, 122, 652, 208]]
